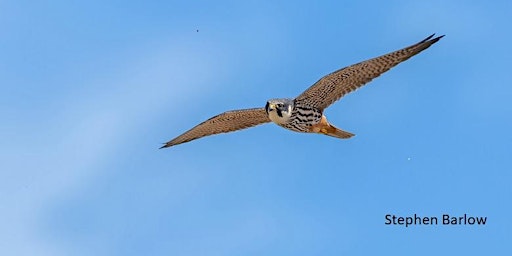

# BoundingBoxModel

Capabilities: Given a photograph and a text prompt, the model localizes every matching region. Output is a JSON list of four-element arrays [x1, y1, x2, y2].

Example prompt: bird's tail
[[323, 124, 355, 139]]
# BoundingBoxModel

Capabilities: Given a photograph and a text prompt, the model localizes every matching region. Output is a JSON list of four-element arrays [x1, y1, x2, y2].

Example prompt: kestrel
[[161, 34, 443, 148]]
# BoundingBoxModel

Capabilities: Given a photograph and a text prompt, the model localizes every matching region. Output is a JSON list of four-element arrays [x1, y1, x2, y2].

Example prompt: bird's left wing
[[160, 107, 270, 148], [294, 34, 444, 111]]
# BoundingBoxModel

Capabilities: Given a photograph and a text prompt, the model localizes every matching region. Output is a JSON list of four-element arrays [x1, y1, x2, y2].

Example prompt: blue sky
[[1, 0, 511, 255]]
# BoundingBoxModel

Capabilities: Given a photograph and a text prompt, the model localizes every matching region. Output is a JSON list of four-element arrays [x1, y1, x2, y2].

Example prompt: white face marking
[[266, 99, 293, 124]]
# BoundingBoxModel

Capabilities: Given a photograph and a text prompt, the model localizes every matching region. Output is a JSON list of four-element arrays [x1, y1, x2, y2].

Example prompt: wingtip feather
[[419, 33, 445, 44]]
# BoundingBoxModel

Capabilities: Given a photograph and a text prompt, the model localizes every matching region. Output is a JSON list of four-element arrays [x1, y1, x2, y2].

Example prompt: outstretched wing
[[160, 108, 270, 148], [294, 34, 444, 111]]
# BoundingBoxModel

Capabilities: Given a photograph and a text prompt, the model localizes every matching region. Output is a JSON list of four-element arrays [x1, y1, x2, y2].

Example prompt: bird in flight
[[161, 34, 443, 148]]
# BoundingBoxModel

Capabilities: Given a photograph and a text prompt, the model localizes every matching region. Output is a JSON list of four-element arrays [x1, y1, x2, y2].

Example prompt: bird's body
[[161, 34, 444, 148], [265, 98, 322, 132], [265, 98, 352, 139]]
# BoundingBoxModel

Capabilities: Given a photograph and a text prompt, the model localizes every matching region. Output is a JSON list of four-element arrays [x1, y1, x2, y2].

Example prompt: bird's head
[[265, 98, 294, 124]]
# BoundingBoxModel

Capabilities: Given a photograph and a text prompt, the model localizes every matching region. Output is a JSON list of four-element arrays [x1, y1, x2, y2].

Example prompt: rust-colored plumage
[[160, 108, 269, 148], [294, 34, 444, 110], [161, 34, 443, 148]]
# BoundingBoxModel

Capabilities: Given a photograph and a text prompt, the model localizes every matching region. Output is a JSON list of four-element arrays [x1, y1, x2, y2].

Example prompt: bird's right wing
[[160, 107, 270, 148]]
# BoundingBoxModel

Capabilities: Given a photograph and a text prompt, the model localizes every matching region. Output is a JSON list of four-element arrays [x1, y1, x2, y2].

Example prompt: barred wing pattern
[[295, 34, 444, 111], [160, 108, 270, 148]]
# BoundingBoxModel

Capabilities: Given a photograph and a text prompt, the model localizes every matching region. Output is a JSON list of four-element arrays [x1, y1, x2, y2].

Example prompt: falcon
[[160, 34, 443, 148]]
